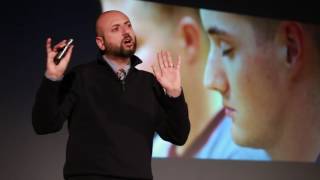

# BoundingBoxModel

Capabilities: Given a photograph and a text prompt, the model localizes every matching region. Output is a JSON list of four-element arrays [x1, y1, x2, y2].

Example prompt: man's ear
[[281, 22, 304, 77], [178, 16, 201, 65], [96, 36, 106, 51]]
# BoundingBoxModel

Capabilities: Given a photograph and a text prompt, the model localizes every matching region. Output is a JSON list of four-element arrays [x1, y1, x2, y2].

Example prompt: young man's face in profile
[[200, 9, 288, 149]]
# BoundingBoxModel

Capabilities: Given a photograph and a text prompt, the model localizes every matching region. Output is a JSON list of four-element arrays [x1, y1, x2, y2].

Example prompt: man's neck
[[104, 54, 130, 67], [267, 132, 320, 162], [266, 98, 320, 162]]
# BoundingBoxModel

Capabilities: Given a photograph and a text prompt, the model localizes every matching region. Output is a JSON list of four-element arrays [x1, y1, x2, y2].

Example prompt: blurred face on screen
[[200, 10, 289, 148], [96, 11, 137, 58]]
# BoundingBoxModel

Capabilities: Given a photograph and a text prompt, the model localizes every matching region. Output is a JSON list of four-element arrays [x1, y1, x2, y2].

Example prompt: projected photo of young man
[[200, 9, 320, 162]]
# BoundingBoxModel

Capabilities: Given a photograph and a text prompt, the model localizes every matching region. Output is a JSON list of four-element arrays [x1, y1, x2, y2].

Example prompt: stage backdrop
[[1, 0, 319, 179]]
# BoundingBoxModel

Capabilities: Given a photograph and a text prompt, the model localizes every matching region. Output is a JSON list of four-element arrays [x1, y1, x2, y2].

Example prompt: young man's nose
[[204, 56, 228, 95]]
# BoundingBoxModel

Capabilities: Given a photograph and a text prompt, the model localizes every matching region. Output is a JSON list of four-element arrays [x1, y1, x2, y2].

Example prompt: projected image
[[100, 0, 320, 163], [200, 9, 320, 163]]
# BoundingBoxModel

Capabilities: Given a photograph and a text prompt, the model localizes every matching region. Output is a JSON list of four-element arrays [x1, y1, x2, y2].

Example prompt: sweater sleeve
[[32, 71, 79, 135], [153, 79, 190, 146]]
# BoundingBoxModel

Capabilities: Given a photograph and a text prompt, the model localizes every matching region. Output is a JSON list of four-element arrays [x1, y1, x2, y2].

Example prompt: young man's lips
[[224, 106, 236, 117]]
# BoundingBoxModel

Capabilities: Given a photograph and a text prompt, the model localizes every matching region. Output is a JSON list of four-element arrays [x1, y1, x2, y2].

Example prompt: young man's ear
[[281, 21, 304, 77], [178, 16, 201, 65], [96, 36, 106, 51]]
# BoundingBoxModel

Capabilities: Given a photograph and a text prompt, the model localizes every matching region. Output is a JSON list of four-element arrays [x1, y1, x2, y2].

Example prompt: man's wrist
[[165, 87, 182, 98], [45, 71, 64, 81]]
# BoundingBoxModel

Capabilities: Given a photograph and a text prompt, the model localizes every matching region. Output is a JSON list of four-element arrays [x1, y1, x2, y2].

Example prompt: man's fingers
[[166, 51, 174, 68], [46, 38, 57, 65], [53, 40, 67, 51], [159, 51, 167, 68], [176, 55, 182, 70], [162, 51, 170, 68], [46, 38, 52, 54], [157, 52, 164, 76]]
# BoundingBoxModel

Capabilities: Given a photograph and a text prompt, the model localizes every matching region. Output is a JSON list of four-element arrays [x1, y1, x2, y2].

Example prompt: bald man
[[32, 11, 190, 180]]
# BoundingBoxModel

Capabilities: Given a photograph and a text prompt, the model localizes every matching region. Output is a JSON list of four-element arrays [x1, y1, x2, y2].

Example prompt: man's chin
[[124, 45, 135, 51], [121, 51, 135, 58], [232, 127, 252, 147], [123, 48, 136, 56], [232, 129, 265, 148]]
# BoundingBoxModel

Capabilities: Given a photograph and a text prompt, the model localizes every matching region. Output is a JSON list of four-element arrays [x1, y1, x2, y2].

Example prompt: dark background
[[1, 1, 101, 179], [1, 0, 319, 179]]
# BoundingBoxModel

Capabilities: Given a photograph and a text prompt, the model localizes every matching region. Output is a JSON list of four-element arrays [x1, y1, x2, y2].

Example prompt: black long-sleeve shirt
[[32, 55, 190, 179]]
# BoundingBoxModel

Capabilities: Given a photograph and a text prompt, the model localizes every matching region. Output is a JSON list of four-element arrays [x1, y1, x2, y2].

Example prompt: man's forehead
[[200, 10, 249, 37], [201, 10, 231, 28], [98, 11, 130, 26]]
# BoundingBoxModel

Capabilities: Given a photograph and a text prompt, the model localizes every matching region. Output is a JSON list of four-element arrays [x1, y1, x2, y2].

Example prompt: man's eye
[[112, 28, 119, 32], [221, 41, 233, 56], [222, 48, 233, 56]]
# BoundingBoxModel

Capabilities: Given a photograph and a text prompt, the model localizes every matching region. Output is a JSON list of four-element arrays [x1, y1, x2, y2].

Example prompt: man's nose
[[203, 52, 228, 95], [121, 26, 131, 35]]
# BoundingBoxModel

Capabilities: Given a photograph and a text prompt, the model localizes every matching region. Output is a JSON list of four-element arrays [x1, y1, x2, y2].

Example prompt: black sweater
[[32, 55, 190, 179]]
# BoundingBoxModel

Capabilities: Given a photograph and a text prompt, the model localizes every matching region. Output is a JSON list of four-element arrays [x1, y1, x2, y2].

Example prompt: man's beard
[[104, 35, 137, 58]]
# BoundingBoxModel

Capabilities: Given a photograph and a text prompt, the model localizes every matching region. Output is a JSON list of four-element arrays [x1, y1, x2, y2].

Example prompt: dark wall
[[0, 1, 101, 179]]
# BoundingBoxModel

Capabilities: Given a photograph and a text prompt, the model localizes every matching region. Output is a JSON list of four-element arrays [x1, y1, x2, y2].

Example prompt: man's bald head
[[95, 10, 136, 58], [96, 10, 130, 36]]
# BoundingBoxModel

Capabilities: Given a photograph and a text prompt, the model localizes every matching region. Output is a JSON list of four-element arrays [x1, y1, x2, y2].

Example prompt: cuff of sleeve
[[37, 76, 63, 97], [45, 72, 64, 81], [41, 75, 62, 89], [162, 89, 186, 108]]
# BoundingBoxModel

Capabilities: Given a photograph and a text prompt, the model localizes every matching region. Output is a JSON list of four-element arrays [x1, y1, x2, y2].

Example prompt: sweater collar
[[97, 54, 142, 79], [97, 54, 142, 68], [102, 55, 131, 74]]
